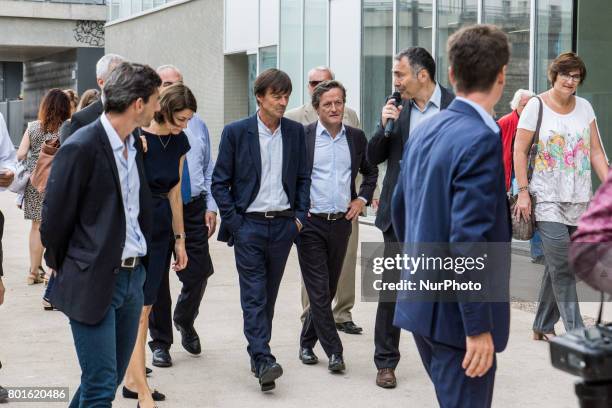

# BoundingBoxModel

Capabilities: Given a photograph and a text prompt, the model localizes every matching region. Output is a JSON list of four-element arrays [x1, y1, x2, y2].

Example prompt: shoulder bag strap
[[526, 96, 543, 182]]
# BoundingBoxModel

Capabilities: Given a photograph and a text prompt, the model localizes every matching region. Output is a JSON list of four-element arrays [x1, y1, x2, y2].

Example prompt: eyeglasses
[[559, 73, 582, 83], [309, 80, 323, 88]]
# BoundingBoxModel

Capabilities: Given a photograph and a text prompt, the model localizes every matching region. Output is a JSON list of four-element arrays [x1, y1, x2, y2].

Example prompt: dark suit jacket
[[304, 122, 378, 205], [391, 99, 511, 352], [212, 114, 311, 244], [41, 119, 152, 325], [59, 99, 104, 144], [367, 85, 454, 233]]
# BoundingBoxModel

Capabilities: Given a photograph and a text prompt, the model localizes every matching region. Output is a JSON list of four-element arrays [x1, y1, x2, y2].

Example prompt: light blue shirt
[[310, 121, 352, 214], [409, 83, 442, 133], [246, 112, 290, 212], [0, 113, 16, 192], [184, 114, 217, 212], [455, 96, 500, 134], [100, 114, 147, 259]]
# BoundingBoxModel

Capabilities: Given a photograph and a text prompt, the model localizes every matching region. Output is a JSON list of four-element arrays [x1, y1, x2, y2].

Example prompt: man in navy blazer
[[391, 25, 511, 408], [212, 69, 310, 392], [41, 62, 160, 407]]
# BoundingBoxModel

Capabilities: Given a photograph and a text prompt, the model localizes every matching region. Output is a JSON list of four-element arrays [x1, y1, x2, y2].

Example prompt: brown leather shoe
[[376, 368, 397, 388]]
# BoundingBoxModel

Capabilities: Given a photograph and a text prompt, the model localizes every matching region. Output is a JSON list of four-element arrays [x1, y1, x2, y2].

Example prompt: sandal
[[27, 271, 44, 285], [533, 330, 556, 342]]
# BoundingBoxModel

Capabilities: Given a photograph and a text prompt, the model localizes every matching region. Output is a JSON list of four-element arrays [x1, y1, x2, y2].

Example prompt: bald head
[[156, 64, 184, 87], [307, 66, 334, 96]]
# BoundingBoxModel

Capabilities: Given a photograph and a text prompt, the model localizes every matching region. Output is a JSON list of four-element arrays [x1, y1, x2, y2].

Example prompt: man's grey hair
[[156, 64, 184, 81], [510, 89, 535, 110], [96, 54, 125, 82], [311, 80, 346, 110], [308, 66, 335, 81]]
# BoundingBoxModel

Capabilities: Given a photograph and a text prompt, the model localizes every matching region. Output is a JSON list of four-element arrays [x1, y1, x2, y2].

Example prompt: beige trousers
[[300, 217, 358, 323]]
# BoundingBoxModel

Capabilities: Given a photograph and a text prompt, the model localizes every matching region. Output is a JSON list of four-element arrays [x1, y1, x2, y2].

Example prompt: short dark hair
[[38, 88, 71, 134], [548, 52, 587, 86], [253, 69, 292, 103], [103, 62, 162, 114], [395, 47, 436, 82], [447, 24, 510, 93], [154, 83, 198, 125], [311, 80, 346, 110]]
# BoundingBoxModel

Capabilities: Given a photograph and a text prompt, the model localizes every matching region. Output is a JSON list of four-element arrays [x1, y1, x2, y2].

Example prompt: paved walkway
[[0, 193, 586, 407]]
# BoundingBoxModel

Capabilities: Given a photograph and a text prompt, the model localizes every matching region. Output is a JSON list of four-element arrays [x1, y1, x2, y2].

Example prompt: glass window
[[248, 54, 257, 116], [436, 0, 477, 88], [577, 0, 612, 186], [535, 0, 573, 93], [397, 0, 433, 52], [279, 0, 303, 110], [361, 0, 394, 138], [484, 0, 530, 116], [259, 46, 278, 71], [303, 0, 328, 104]]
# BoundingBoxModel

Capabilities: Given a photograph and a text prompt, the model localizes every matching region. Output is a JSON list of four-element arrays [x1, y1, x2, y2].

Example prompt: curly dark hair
[[38, 88, 71, 134]]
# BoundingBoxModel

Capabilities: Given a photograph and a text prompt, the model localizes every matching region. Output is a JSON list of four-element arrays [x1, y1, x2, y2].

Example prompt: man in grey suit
[[286, 66, 373, 335]]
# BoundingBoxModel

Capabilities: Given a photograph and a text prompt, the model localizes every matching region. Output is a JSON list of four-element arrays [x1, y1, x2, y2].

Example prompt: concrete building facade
[[105, 0, 226, 153], [0, 0, 106, 140], [106, 0, 612, 159]]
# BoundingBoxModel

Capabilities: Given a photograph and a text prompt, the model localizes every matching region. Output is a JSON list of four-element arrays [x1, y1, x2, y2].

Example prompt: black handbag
[[509, 96, 542, 241]]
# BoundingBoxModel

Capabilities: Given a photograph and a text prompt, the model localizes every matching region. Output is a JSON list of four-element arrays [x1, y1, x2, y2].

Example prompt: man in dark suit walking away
[[212, 69, 310, 392], [367, 47, 454, 389], [41, 62, 160, 407], [297, 80, 378, 372], [391, 25, 511, 408], [59, 53, 125, 144]]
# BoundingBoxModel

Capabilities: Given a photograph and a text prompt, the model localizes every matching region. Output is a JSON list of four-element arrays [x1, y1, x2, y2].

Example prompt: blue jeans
[[68, 265, 145, 408], [530, 230, 544, 259], [43, 273, 55, 301]]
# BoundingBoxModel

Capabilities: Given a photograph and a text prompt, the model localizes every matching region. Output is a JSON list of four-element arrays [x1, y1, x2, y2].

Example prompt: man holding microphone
[[367, 47, 454, 389]]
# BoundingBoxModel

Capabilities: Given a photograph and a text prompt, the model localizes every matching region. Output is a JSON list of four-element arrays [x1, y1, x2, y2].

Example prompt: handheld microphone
[[384, 91, 402, 137]]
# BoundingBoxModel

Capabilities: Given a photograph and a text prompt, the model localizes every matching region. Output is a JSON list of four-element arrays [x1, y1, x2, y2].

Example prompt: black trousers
[[149, 196, 213, 351], [374, 226, 401, 369], [297, 216, 352, 357]]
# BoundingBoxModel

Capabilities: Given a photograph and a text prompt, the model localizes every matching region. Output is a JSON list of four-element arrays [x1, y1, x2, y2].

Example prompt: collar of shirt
[[413, 82, 442, 113], [455, 96, 500, 134], [316, 120, 346, 140], [256, 110, 282, 137], [100, 113, 135, 154]]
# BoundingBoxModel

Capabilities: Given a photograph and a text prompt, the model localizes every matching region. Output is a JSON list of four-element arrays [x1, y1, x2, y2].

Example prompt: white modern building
[[106, 0, 612, 154]]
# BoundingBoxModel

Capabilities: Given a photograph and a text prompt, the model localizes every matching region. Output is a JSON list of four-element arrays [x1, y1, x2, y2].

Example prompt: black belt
[[311, 212, 346, 221], [184, 192, 205, 205], [246, 210, 294, 220], [151, 192, 169, 200], [120, 257, 142, 269]]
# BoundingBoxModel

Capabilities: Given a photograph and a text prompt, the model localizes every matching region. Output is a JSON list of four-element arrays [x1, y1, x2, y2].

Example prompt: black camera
[[550, 324, 612, 407]]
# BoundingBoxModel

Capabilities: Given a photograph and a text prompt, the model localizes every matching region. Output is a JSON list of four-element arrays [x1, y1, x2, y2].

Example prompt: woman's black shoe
[[122, 386, 166, 401]]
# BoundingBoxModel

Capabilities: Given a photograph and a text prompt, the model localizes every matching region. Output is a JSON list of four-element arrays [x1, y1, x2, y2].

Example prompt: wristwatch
[[174, 233, 186, 240]]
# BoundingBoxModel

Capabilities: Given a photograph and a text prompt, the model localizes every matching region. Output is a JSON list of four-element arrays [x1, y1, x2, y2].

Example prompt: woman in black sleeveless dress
[[124, 83, 197, 408]]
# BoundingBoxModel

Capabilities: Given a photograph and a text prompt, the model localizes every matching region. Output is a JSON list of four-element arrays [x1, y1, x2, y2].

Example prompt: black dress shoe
[[0, 385, 7, 402], [328, 354, 345, 372], [122, 386, 166, 401], [257, 362, 283, 392], [298, 347, 319, 365], [175, 323, 201, 355], [146, 367, 152, 376], [336, 321, 363, 335], [152, 348, 172, 368]]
